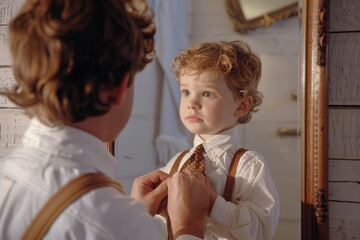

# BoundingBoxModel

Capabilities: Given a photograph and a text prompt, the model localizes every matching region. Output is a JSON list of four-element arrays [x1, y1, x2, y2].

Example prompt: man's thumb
[[152, 178, 169, 199], [146, 178, 169, 216]]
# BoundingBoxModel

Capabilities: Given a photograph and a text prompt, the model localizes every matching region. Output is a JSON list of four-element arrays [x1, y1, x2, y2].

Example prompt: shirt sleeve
[[208, 151, 280, 240], [176, 235, 203, 240], [154, 214, 168, 239]]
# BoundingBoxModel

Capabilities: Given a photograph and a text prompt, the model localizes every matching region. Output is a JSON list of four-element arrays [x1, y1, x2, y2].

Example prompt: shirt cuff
[[176, 235, 202, 240], [153, 214, 168, 239], [210, 195, 237, 225]]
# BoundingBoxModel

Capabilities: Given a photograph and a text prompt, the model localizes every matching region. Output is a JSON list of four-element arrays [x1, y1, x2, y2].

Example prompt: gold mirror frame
[[225, 0, 298, 34], [301, 0, 329, 239]]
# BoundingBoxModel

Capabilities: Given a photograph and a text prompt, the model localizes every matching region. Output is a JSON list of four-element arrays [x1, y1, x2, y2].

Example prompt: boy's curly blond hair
[[171, 41, 263, 124], [2, 0, 155, 124]]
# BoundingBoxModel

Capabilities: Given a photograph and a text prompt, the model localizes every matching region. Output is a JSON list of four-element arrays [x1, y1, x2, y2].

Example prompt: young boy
[[0, 0, 211, 239], [160, 41, 280, 239]]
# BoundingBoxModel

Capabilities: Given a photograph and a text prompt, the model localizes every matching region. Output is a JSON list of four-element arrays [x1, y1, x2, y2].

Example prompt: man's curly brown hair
[[2, 0, 155, 124], [171, 41, 263, 124]]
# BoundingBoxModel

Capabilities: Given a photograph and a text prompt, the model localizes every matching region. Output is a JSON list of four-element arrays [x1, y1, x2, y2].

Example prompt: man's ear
[[234, 96, 253, 117], [111, 73, 131, 105]]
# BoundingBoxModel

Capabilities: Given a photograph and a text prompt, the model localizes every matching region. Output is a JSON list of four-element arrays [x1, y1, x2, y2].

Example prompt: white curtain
[[150, 0, 192, 166]]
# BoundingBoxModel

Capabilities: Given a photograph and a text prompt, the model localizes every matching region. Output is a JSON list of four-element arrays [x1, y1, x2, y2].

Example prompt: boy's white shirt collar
[[193, 125, 240, 163], [22, 117, 117, 178]]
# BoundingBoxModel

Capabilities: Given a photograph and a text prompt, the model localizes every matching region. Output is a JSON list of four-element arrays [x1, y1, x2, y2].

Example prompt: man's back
[[0, 118, 163, 240]]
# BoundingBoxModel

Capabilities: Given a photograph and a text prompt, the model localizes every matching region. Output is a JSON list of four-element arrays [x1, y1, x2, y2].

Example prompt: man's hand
[[130, 170, 170, 216], [167, 170, 212, 239]]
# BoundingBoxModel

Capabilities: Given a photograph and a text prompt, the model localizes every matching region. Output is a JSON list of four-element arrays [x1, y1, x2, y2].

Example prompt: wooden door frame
[[301, 0, 329, 239]]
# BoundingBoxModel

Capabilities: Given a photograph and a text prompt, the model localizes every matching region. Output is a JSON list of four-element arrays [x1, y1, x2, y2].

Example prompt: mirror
[[225, 0, 298, 34], [110, 0, 329, 239], [109, 0, 330, 239]]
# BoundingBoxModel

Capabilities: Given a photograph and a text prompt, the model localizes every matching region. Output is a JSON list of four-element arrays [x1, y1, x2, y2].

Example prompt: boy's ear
[[234, 96, 253, 117], [111, 73, 131, 105]]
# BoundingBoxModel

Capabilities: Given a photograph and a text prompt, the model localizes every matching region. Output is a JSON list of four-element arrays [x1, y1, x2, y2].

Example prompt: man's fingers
[[181, 169, 193, 176], [158, 197, 168, 215], [205, 176, 212, 187], [150, 178, 169, 199], [147, 178, 170, 216], [135, 170, 170, 190], [144, 170, 170, 185]]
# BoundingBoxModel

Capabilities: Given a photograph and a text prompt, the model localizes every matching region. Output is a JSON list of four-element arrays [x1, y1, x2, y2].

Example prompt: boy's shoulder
[[160, 150, 187, 174], [235, 149, 270, 172]]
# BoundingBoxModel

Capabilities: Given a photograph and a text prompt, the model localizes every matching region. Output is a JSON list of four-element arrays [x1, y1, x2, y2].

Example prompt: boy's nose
[[188, 100, 201, 110]]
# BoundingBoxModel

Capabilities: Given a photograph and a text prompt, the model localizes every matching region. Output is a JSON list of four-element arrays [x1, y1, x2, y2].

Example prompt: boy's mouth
[[186, 115, 203, 122]]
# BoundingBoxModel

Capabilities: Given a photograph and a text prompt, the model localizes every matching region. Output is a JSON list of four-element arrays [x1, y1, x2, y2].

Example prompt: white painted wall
[[114, 58, 163, 192]]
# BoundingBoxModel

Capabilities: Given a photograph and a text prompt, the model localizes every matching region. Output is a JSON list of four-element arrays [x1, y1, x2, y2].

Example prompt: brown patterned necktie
[[167, 144, 206, 240], [180, 144, 205, 173]]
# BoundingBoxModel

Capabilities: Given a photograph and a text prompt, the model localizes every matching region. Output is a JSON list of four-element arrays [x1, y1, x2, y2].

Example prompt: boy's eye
[[181, 89, 190, 96], [202, 91, 214, 97]]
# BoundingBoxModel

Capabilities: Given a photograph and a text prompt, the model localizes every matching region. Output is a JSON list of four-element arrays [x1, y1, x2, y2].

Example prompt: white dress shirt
[[0, 118, 199, 240], [160, 125, 280, 240]]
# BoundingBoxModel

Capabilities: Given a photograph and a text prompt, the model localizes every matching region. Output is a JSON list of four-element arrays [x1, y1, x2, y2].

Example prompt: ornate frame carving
[[225, 0, 298, 34], [301, 0, 329, 239]]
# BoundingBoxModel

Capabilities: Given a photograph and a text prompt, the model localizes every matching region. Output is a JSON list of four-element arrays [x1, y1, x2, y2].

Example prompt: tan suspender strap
[[169, 150, 190, 176], [21, 173, 124, 240], [223, 148, 247, 202]]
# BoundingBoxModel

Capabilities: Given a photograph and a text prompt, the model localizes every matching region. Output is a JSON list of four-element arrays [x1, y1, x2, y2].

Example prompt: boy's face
[[179, 70, 242, 140]]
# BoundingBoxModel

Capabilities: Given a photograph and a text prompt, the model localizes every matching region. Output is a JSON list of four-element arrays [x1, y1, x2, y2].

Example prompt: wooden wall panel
[[329, 182, 360, 202], [0, 0, 28, 159], [329, 202, 360, 240], [0, 0, 25, 25], [0, 67, 17, 107], [329, 1, 360, 239], [329, 159, 360, 181], [0, 109, 30, 157], [329, 33, 360, 105], [329, 159, 360, 206], [0, 26, 11, 66], [328, 109, 360, 159], [329, 0, 360, 32]]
